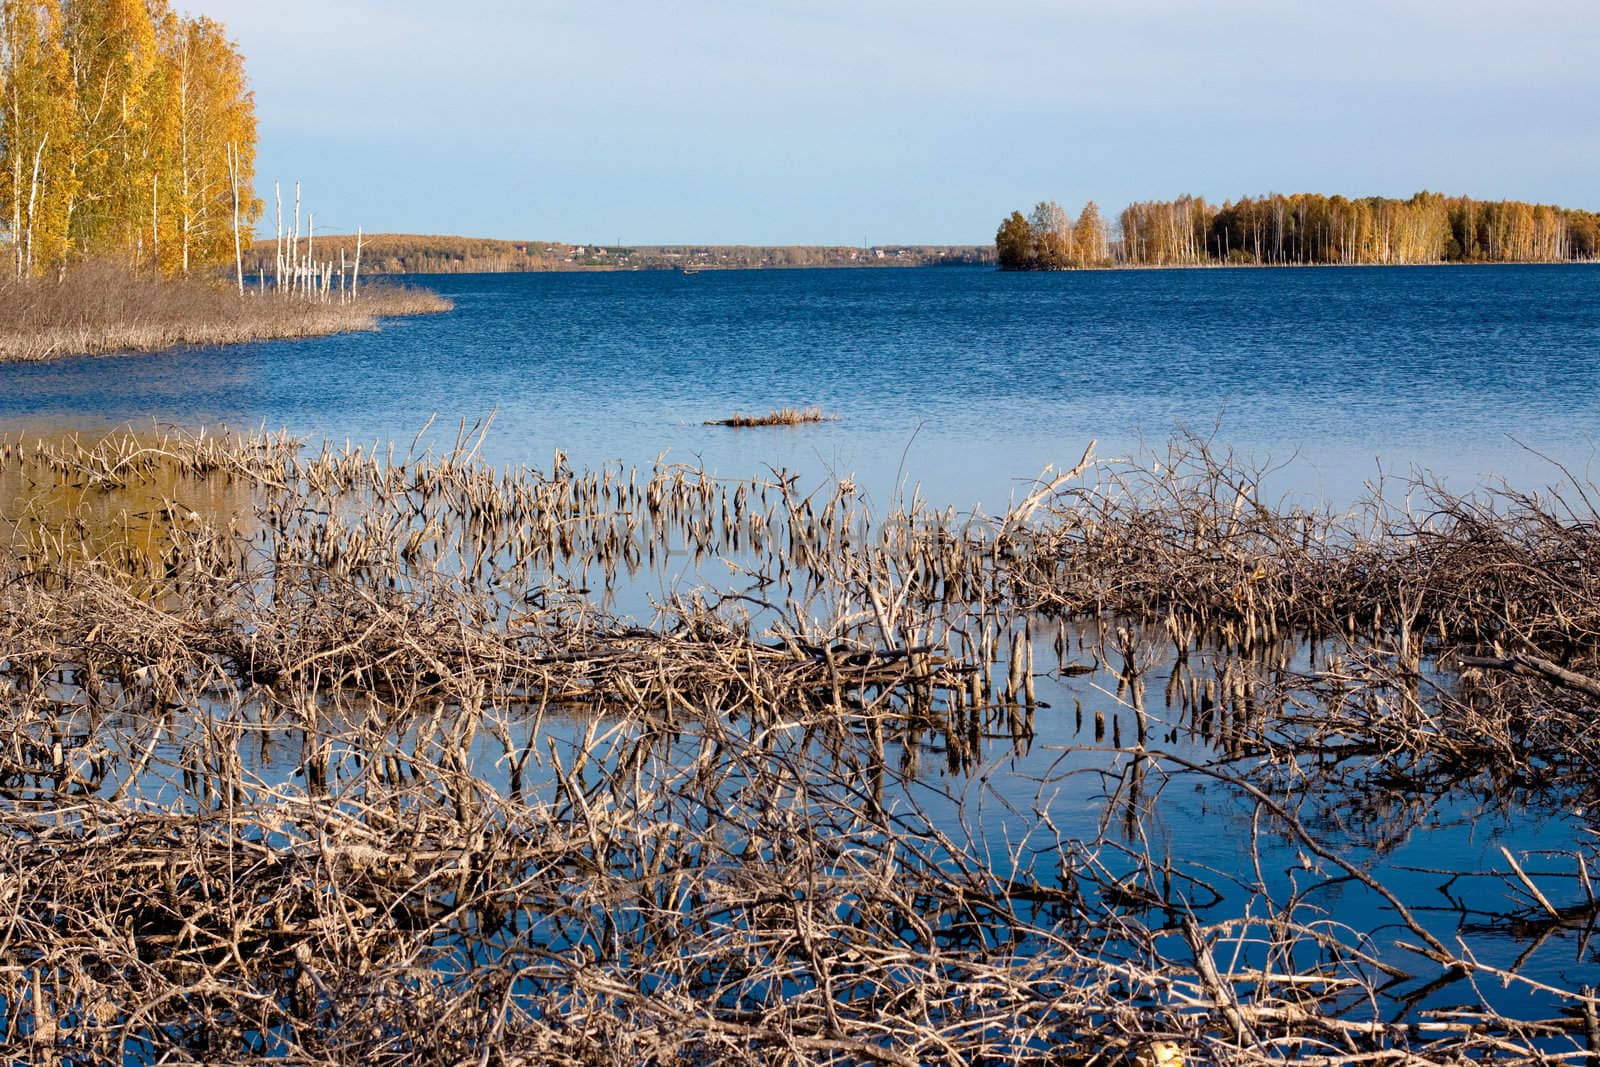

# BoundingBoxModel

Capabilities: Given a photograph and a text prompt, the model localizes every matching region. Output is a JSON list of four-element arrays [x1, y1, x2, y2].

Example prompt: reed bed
[[0, 261, 451, 364], [0, 428, 1597, 1064], [1006, 437, 1600, 796], [705, 407, 836, 427]]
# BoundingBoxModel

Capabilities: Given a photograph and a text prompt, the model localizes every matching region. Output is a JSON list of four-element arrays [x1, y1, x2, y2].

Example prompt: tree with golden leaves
[[2, 0, 257, 275], [1, 0, 79, 277], [1074, 201, 1107, 266], [151, 12, 257, 275], [63, 0, 161, 258]]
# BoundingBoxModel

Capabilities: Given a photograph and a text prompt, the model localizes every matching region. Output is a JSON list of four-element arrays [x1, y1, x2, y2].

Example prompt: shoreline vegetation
[[0, 427, 1596, 1062], [230, 221, 1600, 280], [0, 261, 451, 363], [997, 190, 1600, 269], [0, 1, 466, 365], [1, 2, 457, 367]]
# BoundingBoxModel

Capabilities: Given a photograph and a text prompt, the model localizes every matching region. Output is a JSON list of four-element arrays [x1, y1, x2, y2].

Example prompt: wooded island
[[997, 192, 1600, 269]]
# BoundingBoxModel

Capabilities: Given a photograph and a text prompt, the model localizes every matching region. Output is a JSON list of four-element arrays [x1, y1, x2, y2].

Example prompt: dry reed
[[0, 260, 451, 364], [705, 406, 836, 427], [0, 427, 1596, 1064]]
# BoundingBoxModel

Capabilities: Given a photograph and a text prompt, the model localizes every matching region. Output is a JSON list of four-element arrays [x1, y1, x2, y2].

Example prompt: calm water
[[4, 264, 1599, 1030], [3, 263, 1599, 508]]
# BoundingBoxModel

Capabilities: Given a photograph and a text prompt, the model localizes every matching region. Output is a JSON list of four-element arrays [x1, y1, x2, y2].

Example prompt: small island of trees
[[997, 192, 1600, 269]]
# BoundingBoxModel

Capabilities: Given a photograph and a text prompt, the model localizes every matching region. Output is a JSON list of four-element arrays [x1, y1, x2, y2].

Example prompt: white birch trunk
[[12, 153, 23, 279], [25, 133, 48, 276], [275, 182, 284, 294], [292, 182, 301, 293], [179, 41, 190, 276], [227, 144, 244, 296]]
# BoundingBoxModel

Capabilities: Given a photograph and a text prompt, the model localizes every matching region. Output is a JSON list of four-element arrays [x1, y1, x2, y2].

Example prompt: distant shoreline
[[356, 257, 1600, 280], [244, 235, 996, 276], [242, 231, 1600, 279]]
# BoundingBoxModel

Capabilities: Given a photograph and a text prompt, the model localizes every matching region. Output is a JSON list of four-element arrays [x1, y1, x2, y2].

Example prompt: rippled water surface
[[3, 263, 1599, 507]]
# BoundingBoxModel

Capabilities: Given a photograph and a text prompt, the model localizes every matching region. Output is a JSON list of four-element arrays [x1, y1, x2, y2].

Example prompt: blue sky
[[201, 0, 1600, 245]]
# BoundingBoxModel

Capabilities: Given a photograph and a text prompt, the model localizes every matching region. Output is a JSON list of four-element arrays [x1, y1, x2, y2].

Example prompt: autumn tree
[[1074, 201, 1107, 266], [63, 0, 161, 257], [1, 0, 78, 276], [152, 13, 256, 274], [1, 0, 257, 275], [1028, 200, 1072, 269], [1567, 210, 1600, 259], [1007, 191, 1596, 269], [995, 210, 1032, 270]]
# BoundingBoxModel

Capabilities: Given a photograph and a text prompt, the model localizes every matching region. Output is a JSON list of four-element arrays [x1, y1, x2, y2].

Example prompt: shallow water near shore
[[2, 263, 1599, 508], [2, 430, 1595, 1054], [3, 267, 1599, 1057]]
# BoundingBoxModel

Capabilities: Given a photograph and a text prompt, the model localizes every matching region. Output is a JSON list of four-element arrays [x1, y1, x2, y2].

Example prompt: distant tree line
[[997, 192, 1600, 269], [0, 0, 257, 279], [244, 235, 997, 276]]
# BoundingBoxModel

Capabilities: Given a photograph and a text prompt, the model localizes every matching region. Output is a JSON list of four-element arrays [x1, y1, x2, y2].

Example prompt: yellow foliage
[[1, 0, 79, 276], [0, 0, 256, 277]]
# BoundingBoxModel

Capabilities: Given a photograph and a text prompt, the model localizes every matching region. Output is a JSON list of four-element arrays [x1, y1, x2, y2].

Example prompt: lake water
[[4, 263, 1599, 1048], [3, 263, 1599, 510]]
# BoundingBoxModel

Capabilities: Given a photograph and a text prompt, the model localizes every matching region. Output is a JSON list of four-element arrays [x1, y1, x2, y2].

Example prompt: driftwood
[[1458, 652, 1600, 701]]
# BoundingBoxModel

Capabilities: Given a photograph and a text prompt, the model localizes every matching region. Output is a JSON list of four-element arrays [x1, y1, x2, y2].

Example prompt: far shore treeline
[[997, 192, 1600, 269], [0, 0, 257, 280], [242, 234, 995, 275]]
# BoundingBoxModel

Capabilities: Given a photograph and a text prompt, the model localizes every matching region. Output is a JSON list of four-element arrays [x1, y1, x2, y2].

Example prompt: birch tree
[[64, 0, 160, 257], [153, 12, 255, 274], [1, 0, 78, 276], [1028, 200, 1072, 269]]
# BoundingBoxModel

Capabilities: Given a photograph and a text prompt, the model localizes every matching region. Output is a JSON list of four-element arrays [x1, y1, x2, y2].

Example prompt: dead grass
[[1, 428, 1597, 1064], [0, 260, 452, 363], [705, 405, 836, 427]]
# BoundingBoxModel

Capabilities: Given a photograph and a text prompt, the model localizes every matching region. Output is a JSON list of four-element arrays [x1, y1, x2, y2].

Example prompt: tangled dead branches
[[0, 428, 1596, 1064]]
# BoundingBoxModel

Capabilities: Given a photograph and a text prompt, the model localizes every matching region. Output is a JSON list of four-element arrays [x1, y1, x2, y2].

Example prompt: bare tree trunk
[[12, 153, 23, 279], [179, 43, 191, 277], [274, 182, 284, 294], [151, 172, 159, 273], [25, 133, 48, 277], [353, 227, 362, 300], [227, 144, 244, 296], [292, 182, 301, 294], [9, 57, 22, 279]]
